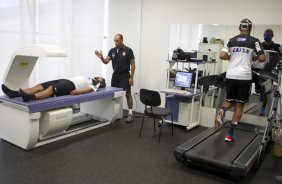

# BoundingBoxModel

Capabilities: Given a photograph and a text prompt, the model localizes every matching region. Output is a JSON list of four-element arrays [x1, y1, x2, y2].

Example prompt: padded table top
[[0, 86, 123, 113]]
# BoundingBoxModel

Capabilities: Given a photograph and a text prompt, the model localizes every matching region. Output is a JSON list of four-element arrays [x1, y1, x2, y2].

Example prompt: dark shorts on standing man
[[111, 73, 131, 93], [226, 79, 252, 104], [41, 79, 75, 96]]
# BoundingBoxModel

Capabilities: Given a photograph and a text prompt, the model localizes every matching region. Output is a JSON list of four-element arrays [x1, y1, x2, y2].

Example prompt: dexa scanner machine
[[0, 44, 125, 150]]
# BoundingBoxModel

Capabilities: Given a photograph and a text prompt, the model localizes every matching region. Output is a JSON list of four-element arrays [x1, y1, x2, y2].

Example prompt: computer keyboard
[[162, 88, 191, 95]]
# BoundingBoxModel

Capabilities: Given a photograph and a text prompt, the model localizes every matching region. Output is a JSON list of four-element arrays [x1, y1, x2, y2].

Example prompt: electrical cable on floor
[[133, 93, 138, 112], [133, 93, 143, 117]]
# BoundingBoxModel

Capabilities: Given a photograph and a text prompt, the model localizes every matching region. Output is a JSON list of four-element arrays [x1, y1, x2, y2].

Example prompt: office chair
[[139, 88, 173, 142]]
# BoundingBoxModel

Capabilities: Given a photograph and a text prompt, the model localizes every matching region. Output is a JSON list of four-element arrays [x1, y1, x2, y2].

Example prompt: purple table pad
[[0, 87, 123, 113]]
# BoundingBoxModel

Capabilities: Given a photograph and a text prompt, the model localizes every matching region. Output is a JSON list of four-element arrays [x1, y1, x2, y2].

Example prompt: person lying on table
[[1, 76, 106, 102]]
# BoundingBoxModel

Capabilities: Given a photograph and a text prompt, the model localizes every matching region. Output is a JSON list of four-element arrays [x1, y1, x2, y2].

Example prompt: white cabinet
[[178, 101, 200, 127]]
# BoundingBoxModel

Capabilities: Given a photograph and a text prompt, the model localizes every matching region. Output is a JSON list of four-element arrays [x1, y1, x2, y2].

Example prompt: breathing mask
[[264, 34, 272, 41]]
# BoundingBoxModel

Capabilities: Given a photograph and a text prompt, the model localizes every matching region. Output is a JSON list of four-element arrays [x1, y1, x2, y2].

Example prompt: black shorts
[[111, 73, 131, 93], [41, 79, 75, 96], [226, 79, 252, 104]]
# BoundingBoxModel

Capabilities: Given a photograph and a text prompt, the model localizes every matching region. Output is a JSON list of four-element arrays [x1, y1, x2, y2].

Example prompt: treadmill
[[174, 72, 276, 180], [174, 122, 265, 179]]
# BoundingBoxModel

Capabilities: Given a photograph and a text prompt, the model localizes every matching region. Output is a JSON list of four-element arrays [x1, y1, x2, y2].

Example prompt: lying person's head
[[94, 77, 106, 88]]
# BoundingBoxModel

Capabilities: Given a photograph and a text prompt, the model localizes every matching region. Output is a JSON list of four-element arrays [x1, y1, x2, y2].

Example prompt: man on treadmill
[[215, 18, 265, 142]]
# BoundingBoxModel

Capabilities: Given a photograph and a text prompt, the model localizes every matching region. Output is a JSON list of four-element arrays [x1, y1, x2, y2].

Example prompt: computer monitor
[[264, 50, 280, 72], [174, 71, 193, 89]]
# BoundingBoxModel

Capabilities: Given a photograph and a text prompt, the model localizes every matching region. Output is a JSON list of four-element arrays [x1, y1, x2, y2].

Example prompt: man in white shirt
[[216, 18, 265, 142], [1, 76, 106, 102]]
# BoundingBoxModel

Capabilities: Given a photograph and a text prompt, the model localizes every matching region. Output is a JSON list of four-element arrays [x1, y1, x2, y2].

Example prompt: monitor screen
[[174, 71, 193, 89], [264, 50, 280, 72]]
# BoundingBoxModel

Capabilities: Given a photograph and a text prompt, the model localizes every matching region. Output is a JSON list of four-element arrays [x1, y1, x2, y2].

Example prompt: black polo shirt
[[262, 42, 282, 56], [108, 44, 135, 77]]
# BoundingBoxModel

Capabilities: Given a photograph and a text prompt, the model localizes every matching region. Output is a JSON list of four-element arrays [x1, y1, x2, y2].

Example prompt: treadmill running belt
[[184, 128, 257, 170]]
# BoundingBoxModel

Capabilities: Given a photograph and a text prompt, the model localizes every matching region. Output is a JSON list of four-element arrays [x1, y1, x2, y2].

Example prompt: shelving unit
[[162, 59, 217, 130], [198, 43, 224, 74]]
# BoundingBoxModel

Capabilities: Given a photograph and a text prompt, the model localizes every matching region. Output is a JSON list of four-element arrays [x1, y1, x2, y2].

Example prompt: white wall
[[108, 0, 282, 112], [106, 0, 141, 110]]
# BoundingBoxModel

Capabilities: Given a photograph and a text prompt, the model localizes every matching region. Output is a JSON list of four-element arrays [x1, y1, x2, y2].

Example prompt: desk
[[164, 60, 215, 130], [160, 90, 201, 130]]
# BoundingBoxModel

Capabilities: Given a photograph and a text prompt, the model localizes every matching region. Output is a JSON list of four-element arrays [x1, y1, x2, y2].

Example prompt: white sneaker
[[125, 114, 134, 123]]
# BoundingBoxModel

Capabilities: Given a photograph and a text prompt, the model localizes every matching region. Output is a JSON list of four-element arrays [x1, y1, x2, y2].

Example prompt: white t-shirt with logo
[[223, 35, 264, 80], [68, 76, 100, 92]]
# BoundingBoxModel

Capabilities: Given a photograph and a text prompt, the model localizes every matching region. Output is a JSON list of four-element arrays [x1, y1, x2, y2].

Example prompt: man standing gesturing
[[95, 34, 136, 123]]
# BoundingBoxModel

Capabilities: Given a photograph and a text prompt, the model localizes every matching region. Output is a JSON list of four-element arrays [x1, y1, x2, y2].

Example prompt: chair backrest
[[140, 88, 161, 107]]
